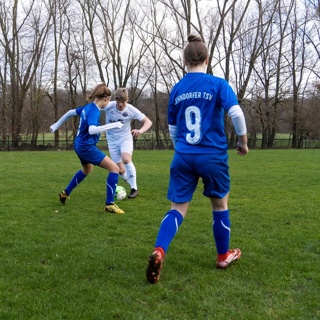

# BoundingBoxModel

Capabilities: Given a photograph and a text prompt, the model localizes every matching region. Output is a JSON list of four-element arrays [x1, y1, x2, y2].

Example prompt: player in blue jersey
[[146, 35, 249, 283], [50, 83, 125, 214]]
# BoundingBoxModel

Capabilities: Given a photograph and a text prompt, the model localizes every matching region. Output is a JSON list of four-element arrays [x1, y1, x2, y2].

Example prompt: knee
[[121, 154, 132, 164], [82, 168, 92, 175], [82, 164, 93, 175], [122, 158, 131, 165], [111, 164, 120, 173]]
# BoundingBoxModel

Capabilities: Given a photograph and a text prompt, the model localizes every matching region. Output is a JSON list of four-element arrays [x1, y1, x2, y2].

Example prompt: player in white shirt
[[103, 88, 153, 198]]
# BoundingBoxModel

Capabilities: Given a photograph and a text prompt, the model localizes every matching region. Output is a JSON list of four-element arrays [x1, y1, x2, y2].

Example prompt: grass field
[[0, 149, 319, 319]]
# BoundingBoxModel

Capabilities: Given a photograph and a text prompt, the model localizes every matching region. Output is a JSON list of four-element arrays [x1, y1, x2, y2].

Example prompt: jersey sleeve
[[131, 106, 146, 121], [76, 106, 84, 116], [218, 80, 239, 112], [168, 85, 178, 125]]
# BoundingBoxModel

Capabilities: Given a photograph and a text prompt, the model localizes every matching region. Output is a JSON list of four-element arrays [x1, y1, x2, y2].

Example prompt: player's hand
[[50, 124, 58, 133], [115, 122, 124, 129], [236, 142, 249, 156], [131, 129, 142, 138]]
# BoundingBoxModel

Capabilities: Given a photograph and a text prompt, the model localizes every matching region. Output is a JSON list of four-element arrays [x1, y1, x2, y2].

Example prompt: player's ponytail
[[87, 83, 111, 102]]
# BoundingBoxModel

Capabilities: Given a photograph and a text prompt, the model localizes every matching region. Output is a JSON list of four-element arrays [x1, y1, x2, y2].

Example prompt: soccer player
[[103, 87, 152, 199], [50, 83, 125, 214], [146, 35, 249, 283]]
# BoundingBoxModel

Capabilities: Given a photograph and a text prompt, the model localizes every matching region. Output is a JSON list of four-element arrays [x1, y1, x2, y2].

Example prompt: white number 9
[[185, 106, 201, 144]]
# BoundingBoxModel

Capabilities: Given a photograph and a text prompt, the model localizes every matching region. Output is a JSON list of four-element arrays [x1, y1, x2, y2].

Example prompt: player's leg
[[59, 156, 93, 204], [122, 154, 138, 198], [211, 198, 241, 268], [108, 143, 129, 184], [119, 140, 138, 198], [99, 155, 125, 214], [146, 204, 187, 284], [154, 203, 188, 252], [117, 161, 129, 184], [152, 153, 196, 253], [201, 153, 241, 269], [210, 195, 241, 268], [146, 153, 197, 283]]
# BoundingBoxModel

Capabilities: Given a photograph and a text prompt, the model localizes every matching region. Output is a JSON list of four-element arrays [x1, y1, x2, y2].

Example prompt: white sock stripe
[[106, 183, 115, 196], [160, 214, 179, 234], [161, 214, 169, 224], [175, 218, 179, 234], [221, 220, 230, 232], [221, 220, 231, 239]]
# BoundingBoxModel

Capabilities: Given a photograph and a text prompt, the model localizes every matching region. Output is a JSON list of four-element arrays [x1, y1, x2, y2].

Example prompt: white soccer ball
[[115, 186, 126, 200]]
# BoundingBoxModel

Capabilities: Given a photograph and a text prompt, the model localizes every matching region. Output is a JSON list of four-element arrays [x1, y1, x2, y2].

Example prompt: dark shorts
[[167, 152, 230, 203]]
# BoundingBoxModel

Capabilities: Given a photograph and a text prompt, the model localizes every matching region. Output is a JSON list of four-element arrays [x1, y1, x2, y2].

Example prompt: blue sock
[[65, 170, 86, 195], [213, 210, 230, 254], [155, 210, 184, 253], [106, 172, 119, 205]]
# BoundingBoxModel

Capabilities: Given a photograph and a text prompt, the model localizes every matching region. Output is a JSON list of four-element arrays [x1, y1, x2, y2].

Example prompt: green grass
[[0, 149, 319, 319]]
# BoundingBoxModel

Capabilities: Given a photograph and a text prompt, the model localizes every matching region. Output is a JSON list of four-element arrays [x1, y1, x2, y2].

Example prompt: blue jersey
[[75, 102, 101, 146], [168, 72, 238, 154]]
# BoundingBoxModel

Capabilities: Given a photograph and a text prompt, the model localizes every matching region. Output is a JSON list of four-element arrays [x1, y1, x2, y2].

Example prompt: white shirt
[[104, 101, 146, 143]]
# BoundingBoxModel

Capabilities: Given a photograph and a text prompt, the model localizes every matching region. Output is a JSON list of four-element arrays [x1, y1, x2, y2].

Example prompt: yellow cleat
[[59, 190, 69, 205], [104, 202, 125, 214]]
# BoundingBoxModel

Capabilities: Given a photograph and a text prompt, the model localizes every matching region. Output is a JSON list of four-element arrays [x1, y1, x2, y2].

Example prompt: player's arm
[[169, 124, 177, 148], [88, 122, 123, 135], [50, 109, 78, 133], [228, 105, 249, 156], [131, 116, 153, 138]]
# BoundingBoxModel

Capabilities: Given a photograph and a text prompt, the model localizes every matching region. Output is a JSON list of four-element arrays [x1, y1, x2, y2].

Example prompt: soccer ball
[[115, 186, 126, 200]]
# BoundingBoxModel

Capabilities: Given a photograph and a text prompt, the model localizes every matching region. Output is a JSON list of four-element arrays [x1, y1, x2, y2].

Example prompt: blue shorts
[[74, 142, 106, 166], [167, 152, 230, 203]]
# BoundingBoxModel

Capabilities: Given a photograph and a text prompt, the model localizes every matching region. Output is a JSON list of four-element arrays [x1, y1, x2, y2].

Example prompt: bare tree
[[46, 0, 71, 146], [93, 0, 151, 100], [0, 0, 52, 147], [285, 1, 317, 148], [303, 0, 320, 81], [60, 8, 83, 139], [76, 0, 106, 84], [25, 32, 54, 147], [226, 0, 286, 148], [217, 0, 251, 147], [0, 3, 10, 145], [134, 0, 170, 148], [251, 0, 294, 148]]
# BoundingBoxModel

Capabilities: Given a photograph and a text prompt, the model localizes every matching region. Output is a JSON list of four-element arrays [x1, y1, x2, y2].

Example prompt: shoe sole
[[105, 209, 125, 214], [128, 193, 138, 199], [104, 207, 125, 214], [59, 193, 67, 205], [146, 253, 162, 284]]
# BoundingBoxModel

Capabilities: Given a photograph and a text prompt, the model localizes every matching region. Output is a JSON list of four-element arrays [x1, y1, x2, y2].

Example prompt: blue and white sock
[[155, 209, 184, 253], [65, 170, 86, 195], [212, 210, 231, 254], [106, 172, 119, 205]]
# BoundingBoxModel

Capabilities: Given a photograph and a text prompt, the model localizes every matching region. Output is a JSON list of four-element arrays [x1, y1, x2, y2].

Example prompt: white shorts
[[108, 139, 133, 163]]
